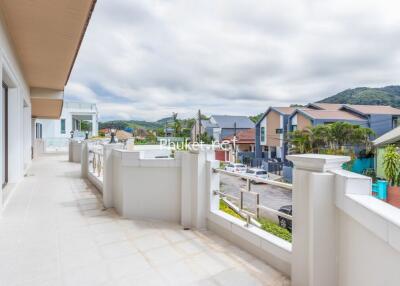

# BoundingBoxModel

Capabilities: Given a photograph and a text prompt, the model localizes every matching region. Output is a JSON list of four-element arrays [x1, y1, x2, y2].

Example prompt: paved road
[[220, 173, 292, 222]]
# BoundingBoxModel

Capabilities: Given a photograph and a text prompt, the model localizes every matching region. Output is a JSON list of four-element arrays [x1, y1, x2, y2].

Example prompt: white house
[[36, 102, 98, 139], [0, 1, 95, 210]]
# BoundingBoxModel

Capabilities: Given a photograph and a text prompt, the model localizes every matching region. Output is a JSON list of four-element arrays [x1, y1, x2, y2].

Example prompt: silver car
[[224, 163, 247, 173]]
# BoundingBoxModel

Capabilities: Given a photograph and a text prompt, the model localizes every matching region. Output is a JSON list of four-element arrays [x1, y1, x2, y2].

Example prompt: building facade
[[191, 115, 254, 142], [36, 102, 99, 140], [255, 103, 400, 162], [255, 107, 295, 161], [0, 1, 95, 210]]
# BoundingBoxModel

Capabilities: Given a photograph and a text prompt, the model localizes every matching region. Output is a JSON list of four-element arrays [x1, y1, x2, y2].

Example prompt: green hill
[[319, 85, 400, 107]]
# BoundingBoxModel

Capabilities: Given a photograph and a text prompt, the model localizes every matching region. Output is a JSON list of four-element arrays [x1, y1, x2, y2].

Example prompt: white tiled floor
[[0, 154, 290, 286]]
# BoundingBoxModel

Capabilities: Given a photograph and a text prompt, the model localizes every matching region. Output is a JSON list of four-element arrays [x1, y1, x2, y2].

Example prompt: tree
[[287, 129, 312, 154], [383, 145, 400, 186], [249, 113, 263, 123], [288, 122, 374, 155]]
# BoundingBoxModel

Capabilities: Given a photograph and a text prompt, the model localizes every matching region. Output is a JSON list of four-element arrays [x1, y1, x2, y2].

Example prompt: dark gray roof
[[210, 115, 254, 129], [201, 120, 218, 128]]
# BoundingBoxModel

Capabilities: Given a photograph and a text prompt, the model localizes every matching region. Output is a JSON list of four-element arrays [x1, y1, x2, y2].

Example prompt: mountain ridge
[[318, 85, 400, 107]]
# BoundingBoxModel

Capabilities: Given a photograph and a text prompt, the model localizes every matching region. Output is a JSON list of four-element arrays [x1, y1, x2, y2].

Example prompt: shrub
[[258, 218, 292, 242], [219, 199, 243, 220], [219, 199, 292, 242]]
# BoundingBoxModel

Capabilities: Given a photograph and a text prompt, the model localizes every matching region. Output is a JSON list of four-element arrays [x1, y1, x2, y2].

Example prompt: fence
[[88, 143, 104, 178], [212, 168, 292, 228]]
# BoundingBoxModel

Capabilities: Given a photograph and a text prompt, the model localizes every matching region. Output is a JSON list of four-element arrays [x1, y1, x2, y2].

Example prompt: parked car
[[243, 168, 268, 183], [278, 205, 292, 232], [224, 163, 247, 173]]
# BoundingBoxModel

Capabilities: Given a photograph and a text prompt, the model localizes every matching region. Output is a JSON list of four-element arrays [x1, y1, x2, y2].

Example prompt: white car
[[245, 168, 268, 182], [224, 163, 247, 173]]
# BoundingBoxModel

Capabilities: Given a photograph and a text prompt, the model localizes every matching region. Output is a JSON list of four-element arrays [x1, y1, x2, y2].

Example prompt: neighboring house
[[36, 102, 99, 140], [192, 115, 254, 142], [288, 108, 368, 132], [255, 103, 400, 162], [373, 126, 400, 179], [255, 107, 296, 161], [222, 128, 255, 162], [304, 103, 400, 137]]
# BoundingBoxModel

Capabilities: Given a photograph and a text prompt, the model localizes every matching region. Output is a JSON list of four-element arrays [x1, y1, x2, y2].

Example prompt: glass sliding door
[[1, 83, 8, 188]]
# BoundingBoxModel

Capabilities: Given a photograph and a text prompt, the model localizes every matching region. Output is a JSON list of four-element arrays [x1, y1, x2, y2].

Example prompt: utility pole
[[233, 122, 237, 163], [198, 109, 202, 141]]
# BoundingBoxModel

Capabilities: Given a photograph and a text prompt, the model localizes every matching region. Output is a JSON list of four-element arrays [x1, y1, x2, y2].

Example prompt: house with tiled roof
[[255, 102, 400, 162], [222, 128, 255, 162], [293, 103, 400, 137], [191, 115, 254, 142], [255, 107, 296, 161]]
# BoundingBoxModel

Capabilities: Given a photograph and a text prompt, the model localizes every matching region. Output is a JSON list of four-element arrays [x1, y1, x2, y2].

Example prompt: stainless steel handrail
[[213, 168, 293, 229], [213, 168, 293, 190]]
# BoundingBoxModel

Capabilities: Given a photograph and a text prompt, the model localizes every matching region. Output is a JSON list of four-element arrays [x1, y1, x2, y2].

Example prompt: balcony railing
[[212, 168, 292, 231], [88, 144, 104, 178]]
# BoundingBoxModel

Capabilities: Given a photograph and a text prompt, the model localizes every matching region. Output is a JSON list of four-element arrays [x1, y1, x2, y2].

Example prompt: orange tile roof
[[223, 128, 255, 143], [301, 110, 366, 121]]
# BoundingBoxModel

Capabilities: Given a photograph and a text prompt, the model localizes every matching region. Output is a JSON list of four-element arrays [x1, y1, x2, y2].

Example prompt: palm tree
[[288, 129, 312, 154], [288, 122, 374, 155]]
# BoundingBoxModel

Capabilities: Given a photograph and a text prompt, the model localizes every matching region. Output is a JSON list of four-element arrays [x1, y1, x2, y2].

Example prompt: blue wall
[[368, 114, 393, 138], [255, 121, 262, 158], [312, 119, 369, 127]]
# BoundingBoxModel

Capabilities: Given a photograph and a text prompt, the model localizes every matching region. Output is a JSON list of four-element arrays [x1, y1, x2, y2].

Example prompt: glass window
[[292, 125, 297, 131], [261, 127, 265, 142], [393, 117, 400, 128], [35, 123, 42, 139], [60, 119, 66, 134]]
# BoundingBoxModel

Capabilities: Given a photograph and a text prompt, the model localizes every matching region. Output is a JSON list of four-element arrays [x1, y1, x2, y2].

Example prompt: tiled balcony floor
[[0, 154, 290, 286]]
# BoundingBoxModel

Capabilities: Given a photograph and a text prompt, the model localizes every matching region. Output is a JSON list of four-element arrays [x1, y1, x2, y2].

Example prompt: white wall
[[288, 154, 400, 286], [0, 11, 31, 211], [36, 102, 99, 139], [338, 211, 400, 286], [111, 150, 181, 222]]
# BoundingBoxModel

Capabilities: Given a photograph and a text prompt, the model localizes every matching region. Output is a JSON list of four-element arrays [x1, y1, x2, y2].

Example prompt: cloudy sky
[[65, 0, 400, 121]]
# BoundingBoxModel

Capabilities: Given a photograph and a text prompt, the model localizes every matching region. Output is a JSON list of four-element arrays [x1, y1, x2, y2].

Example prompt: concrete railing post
[[180, 146, 216, 229], [81, 141, 89, 178], [287, 154, 350, 286], [207, 160, 220, 212], [103, 143, 123, 208], [68, 140, 73, 162]]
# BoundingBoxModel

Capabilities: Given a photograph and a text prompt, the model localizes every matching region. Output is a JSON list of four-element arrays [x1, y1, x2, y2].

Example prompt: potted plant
[[383, 145, 400, 207]]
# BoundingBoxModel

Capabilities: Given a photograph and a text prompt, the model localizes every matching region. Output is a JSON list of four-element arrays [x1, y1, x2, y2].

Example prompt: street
[[220, 173, 292, 222]]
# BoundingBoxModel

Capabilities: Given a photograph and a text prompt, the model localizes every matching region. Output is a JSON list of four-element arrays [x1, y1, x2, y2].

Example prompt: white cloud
[[65, 0, 400, 121]]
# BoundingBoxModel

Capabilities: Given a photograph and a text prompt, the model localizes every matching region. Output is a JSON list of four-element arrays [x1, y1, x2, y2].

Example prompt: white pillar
[[180, 146, 216, 229], [7, 88, 24, 182], [68, 140, 73, 162], [81, 141, 88, 179], [92, 114, 98, 137], [287, 154, 350, 286], [103, 143, 124, 208]]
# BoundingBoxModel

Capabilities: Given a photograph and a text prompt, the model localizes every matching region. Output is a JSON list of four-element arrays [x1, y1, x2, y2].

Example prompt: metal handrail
[[212, 168, 293, 229], [213, 168, 293, 190]]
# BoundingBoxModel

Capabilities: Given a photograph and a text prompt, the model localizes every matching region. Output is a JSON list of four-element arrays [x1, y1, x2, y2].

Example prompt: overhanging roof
[[373, 126, 400, 146], [0, 0, 96, 118], [0, 0, 96, 89]]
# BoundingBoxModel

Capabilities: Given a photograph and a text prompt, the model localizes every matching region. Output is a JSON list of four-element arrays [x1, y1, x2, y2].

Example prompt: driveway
[[220, 173, 292, 222]]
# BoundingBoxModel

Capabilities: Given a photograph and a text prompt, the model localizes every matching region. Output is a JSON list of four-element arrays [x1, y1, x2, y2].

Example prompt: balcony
[[0, 153, 290, 285]]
